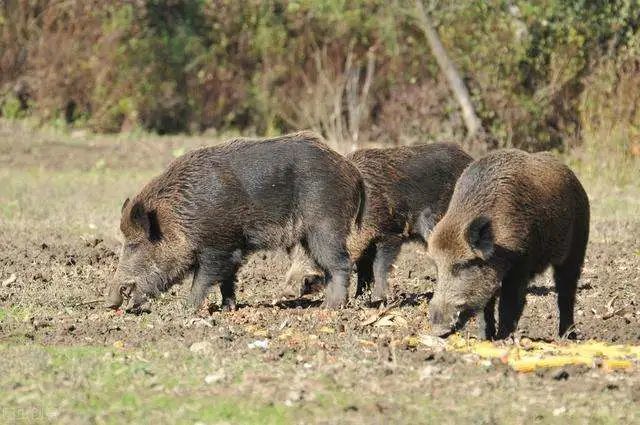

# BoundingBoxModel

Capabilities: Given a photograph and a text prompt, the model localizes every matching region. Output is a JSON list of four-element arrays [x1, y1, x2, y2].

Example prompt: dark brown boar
[[286, 143, 473, 303], [427, 149, 590, 340], [106, 132, 365, 312]]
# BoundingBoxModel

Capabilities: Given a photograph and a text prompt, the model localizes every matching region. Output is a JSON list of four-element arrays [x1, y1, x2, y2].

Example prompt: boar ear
[[466, 216, 494, 259], [130, 202, 162, 241], [121, 198, 130, 213]]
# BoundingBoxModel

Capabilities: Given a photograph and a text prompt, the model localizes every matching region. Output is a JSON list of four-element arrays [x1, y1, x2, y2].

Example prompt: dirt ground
[[1, 122, 639, 424]]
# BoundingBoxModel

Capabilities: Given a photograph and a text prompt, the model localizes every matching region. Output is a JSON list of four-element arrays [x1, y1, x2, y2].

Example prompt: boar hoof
[[370, 292, 387, 307], [430, 324, 454, 338], [561, 329, 579, 341], [221, 299, 237, 312], [476, 327, 495, 341]]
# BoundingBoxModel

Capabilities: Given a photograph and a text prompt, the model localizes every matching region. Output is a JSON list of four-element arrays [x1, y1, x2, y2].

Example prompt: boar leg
[[188, 265, 213, 310], [219, 275, 238, 312], [188, 250, 236, 311], [496, 271, 528, 339], [323, 269, 350, 308], [371, 238, 402, 303], [553, 260, 583, 338], [308, 225, 351, 308], [553, 219, 587, 338], [476, 295, 496, 340], [355, 244, 376, 297]]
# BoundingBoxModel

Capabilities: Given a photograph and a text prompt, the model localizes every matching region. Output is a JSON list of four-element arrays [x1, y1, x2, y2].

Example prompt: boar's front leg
[[371, 237, 402, 304], [219, 276, 238, 312], [496, 270, 528, 339], [477, 295, 496, 340], [188, 249, 238, 311]]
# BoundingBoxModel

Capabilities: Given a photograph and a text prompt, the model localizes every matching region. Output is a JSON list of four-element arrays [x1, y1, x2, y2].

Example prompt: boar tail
[[354, 178, 367, 230]]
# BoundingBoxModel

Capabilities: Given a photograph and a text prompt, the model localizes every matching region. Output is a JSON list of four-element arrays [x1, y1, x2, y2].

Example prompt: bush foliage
[[1, 0, 639, 151]]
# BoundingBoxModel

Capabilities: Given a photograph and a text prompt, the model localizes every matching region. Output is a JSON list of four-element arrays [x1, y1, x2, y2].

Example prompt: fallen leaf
[[2, 273, 17, 287], [190, 341, 213, 354], [204, 369, 227, 384], [374, 313, 407, 327], [418, 334, 447, 350], [247, 340, 269, 350]]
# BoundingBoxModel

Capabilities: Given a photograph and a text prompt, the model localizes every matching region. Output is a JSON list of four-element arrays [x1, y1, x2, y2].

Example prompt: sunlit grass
[[0, 344, 292, 424]]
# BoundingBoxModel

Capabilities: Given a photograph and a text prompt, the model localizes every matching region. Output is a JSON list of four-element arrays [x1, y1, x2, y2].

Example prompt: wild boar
[[105, 132, 365, 312], [427, 149, 589, 339], [286, 143, 473, 303]]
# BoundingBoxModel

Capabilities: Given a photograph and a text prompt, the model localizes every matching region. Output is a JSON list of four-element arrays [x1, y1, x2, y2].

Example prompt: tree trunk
[[415, 0, 484, 140]]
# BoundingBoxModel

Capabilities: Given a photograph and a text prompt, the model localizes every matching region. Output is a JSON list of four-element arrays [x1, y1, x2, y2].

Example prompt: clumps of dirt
[[0, 234, 118, 311], [517, 223, 640, 343], [1, 221, 639, 353]]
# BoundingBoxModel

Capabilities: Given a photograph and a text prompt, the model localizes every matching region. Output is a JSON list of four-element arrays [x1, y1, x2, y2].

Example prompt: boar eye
[[126, 242, 140, 251], [120, 284, 133, 297]]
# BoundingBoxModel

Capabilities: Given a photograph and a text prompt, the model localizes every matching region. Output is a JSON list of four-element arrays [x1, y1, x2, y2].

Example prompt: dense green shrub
[[1, 0, 639, 151]]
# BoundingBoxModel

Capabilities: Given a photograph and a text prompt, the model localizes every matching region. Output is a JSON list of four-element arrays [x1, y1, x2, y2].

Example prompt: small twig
[[361, 300, 401, 326], [601, 307, 627, 320], [0, 333, 22, 341]]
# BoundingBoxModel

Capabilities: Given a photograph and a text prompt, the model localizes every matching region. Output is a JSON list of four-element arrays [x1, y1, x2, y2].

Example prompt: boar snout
[[105, 293, 123, 310], [429, 298, 473, 337], [105, 286, 124, 310], [429, 306, 457, 337], [105, 281, 134, 310]]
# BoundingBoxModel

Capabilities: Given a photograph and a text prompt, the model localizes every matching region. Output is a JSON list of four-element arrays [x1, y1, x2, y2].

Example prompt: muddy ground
[[1, 122, 639, 424]]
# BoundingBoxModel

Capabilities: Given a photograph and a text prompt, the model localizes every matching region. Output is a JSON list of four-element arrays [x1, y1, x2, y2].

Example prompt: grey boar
[[286, 143, 473, 303], [106, 132, 365, 312], [427, 149, 589, 339]]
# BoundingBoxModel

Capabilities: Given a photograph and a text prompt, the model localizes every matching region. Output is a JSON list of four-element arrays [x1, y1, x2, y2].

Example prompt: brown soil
[[1, 221, 639, 348]]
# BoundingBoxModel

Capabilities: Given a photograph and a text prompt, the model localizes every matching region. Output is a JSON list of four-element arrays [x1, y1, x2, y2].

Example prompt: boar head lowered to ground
[[426, 149, 589, 340], [106, 197, 194, 312], [427, 215, 509, 336]]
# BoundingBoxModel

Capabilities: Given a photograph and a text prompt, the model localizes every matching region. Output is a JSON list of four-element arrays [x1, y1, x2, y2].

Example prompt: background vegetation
[[1, 0, 639, 153]]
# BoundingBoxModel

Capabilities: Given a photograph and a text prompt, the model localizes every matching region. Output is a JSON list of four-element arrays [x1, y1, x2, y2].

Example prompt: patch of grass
[[0, 167, 154, 237], [0, 306, 35, 323], [563, 148, 640, 223], [0, 344, 292, 424]]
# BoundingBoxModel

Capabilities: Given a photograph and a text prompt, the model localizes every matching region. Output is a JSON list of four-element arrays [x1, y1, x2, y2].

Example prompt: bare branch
[[414, 0, 483, 140]]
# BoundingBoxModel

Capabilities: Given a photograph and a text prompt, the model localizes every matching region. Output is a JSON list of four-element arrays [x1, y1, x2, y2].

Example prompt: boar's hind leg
[[307, 225, 351, 308], [355, 244, 376, 297], [553, 252, 585, 338], [554, 201, 589, 339], [323, 268, 350, 308], [371, 238, 402, 304], [496, 271, 528, 339]]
